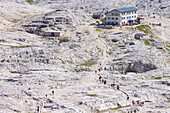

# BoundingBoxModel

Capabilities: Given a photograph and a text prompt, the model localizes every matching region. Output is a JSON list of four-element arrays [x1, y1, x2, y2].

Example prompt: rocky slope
[[0, 0, 170, 113], [37, 0, 170, 17]]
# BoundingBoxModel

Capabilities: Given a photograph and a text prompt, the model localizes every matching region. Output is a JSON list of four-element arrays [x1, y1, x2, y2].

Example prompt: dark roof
[[93, 12, 103, 15], [135, 33, 146, 36], [116, 7, 138, 12]]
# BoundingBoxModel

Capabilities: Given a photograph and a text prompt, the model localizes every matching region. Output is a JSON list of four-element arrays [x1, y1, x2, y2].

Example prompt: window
[[122, 21, 125, 24], [112, 13, 114, 16], [121, 17, 125, 20], [116, 18, 119, 20], [134, 15, 136, 18], [112, 17, 114, 20], [122, 13, 125, 15], [132, 16, 133, 18], [135, 11, 136, 13]]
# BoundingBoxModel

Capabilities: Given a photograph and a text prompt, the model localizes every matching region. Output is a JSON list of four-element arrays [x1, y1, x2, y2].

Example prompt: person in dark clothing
[[99, 76, 102, 82], [37, 106, 39, 112], [104, 67, 107, 70], [104, 80, 107, 85], [102, 79, 104, 83], [117, 85, 119, 90], [134, 109, 137, 113], [52, 90, 54, 95], [95, 71, 97, 73], [132, 100, 135, 105], [127, 96, 129, 100]]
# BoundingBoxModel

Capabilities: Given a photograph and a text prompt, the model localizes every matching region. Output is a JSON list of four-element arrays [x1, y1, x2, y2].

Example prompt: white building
[[105, 7, 138, 25]]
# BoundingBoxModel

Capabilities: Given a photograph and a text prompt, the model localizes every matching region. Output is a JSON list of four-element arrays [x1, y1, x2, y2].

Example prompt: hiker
[[37, 106, 39, 112], [102, 79, 104, 83], [99, 76, 102, 82], [104, 67, 107, 70], [45, 94, 47, 98], [134, 109, 137, 113], [112, 80, 115, 87], [117, 85, 119, 90], [132, 100, 135, 105], [95, 71, 97, 73], [127, 96, 129, 100], [104, 80, 107, 85], [110, 67, 112, 71], [111, 83, 115, 87], [100, 63, 101, 66], [52, 90, 54, 95], [98, 68, 100, 72]]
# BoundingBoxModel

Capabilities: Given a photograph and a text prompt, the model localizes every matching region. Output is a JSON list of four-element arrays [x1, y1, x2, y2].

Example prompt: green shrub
[[77, 59, 96, 67], [165, 100, 170, 103], [10, 46, 30, 48], [26, 0, 35, 4], [154, 77, 162, 79], [100, 18, 105, 21], [96, 28, 102, 31], [144, 40, 150, 45], [136, 25, 150, 34]]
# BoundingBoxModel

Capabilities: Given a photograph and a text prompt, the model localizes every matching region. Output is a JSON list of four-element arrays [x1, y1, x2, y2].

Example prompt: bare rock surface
[[0, 0, 170, 113]]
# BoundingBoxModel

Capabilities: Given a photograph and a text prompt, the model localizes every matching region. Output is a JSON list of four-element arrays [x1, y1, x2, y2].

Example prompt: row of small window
[[111, 13, 119, 16], [107, 21, 119, 25], [107, 17, 119, 20], [121, 20, 136, 24], [122, 11, 137, 15], [121, 21, 126, 24], [121, 15, 136, 19]]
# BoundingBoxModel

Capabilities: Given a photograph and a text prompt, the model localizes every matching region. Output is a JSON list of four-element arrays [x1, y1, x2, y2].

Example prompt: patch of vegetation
[[144, 40, 150, 45], [100, 18, 105, 21], [136, 25, 150, 34], [165, 100, 170, 103], [26, 0, 35, 4], [166, 42, 170, 48], [10, 45, 30, 48], [138, 15, 143, 17], [96, 28, 102, 31], [49, 78, 57, 81], [101, 105, 130, 112], [57, 80, 67, 82], [86, 94, 97, 97], [154, 77, 162, 79], [151, 43, 156, 46], [48, 85, 54, 89], [111, 105, 130, 110], [103, 35, 107, 38], [136, 25, 158, 38], [141, 85, 148, 88], [77, 59, 96, 67], [12, 19, 21, 23], [38, 80, 45, 82]]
